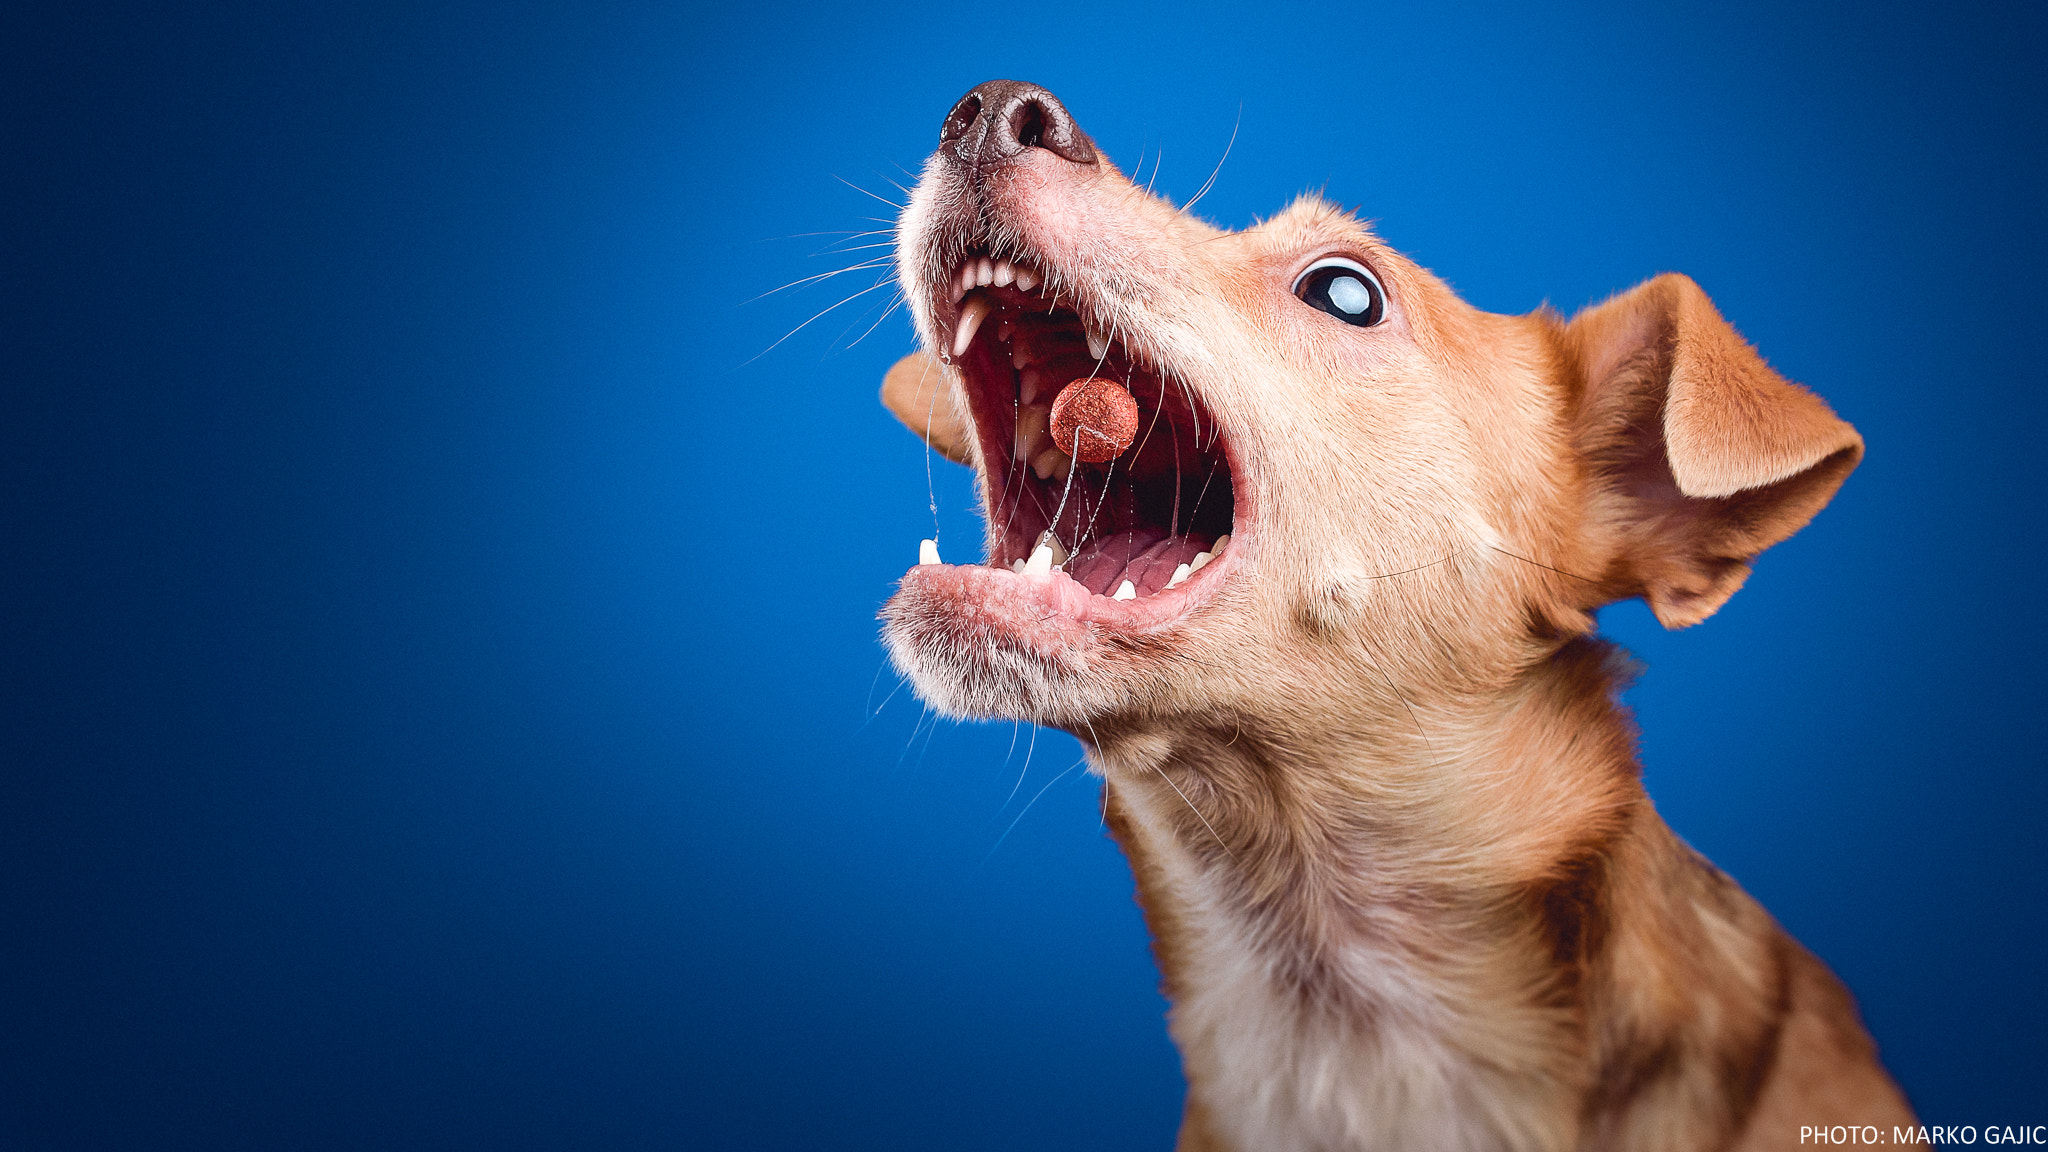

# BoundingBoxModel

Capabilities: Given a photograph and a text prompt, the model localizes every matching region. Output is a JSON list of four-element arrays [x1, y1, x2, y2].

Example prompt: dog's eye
[[1293, 257, 1386, 327]]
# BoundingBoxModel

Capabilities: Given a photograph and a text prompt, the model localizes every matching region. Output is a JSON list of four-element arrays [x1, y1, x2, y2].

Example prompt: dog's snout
[[939, 80, 1097, 167]]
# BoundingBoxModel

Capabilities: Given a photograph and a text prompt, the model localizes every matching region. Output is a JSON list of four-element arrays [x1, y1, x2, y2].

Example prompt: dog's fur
[[876, 82, 1912, 1150]]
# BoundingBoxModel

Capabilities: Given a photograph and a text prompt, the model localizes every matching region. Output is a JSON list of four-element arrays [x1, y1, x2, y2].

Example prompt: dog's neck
[[1093, 634, 1781, 1152]]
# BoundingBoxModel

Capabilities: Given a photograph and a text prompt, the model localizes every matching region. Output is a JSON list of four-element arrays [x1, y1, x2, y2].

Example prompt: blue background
[[5, 1, 2042, 1147]]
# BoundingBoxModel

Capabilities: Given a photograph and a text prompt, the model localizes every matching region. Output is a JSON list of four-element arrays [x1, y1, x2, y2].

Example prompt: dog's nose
[[939, 80, 1097, 167]]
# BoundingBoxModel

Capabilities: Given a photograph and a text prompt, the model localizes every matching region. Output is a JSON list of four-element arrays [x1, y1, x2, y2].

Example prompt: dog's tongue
[[1066, 530, 1213, 597]]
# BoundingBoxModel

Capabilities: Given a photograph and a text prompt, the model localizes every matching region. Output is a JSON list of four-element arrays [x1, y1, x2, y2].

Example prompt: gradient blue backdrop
[[5, 1, 2043, 1147]]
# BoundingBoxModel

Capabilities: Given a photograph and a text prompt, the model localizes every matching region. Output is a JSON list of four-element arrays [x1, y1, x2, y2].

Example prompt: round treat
[[1048, 376, 1141, 463]]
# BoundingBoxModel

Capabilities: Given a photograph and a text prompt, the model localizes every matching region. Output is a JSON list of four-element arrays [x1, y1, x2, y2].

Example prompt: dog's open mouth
[[917, 249, 1238, 625]]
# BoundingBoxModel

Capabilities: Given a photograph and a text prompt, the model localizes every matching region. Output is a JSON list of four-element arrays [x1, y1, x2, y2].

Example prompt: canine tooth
[[1011, 558, 1026, 573], [1024, 542, 1055, 576], [1211, 534, 1230, 555], [919, 539, 941, 566], [1012, 343, 1034, 370], [1034, 530, 1069, 565], [1165, 563, 1192, 589], [1086, 325, 1108, 361], [1112, 580, 1137, 601], [1014, 267, 1038, 292], [976, 257, 994, 287], [1188, 550, 1213, 573], [952, 295, 992, 358], [992, 261, 1014, 287]]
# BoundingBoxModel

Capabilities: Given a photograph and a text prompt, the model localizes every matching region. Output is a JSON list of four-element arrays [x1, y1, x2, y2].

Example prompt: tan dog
[[876, 80, 1913, 1151]]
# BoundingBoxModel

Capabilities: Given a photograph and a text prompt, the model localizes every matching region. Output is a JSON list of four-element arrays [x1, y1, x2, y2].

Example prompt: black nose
[[938, 80, 1097, 167]]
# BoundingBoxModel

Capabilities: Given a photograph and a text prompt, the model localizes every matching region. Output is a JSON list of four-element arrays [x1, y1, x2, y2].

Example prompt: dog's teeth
[[1112, 580, 1137, 601], [953, 295, 992, 358], [992, 260, 1014, 287], [976, 257, 994, 287], [919, 539, 941, 566], [1035, 531, 1070, 565], [1165, 563, 1192, 589], [1011, 558, 1026, 573], [1211, 534, 1230, 555], [1019, 366, 1048, 402], [1015, 404, 1049, 457], [1085, 326, 1107, 361], [1188, 550, 1214, 573], [1023, 542, 1055, 576], [1032, 446, 1071, 481], [1014, 267, 1038, 292]]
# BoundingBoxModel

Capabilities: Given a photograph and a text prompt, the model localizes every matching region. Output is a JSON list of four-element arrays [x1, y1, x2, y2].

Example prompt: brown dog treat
[[1048, 377, 1141, 463]]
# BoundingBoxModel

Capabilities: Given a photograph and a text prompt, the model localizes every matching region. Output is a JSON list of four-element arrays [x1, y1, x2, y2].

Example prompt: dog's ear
[[881, 351, 973, 465], [1566, 274, 1863, 629]]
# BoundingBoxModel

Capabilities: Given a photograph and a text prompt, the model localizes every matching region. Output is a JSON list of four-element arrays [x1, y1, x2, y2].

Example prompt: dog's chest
[[1114, 783, 1564, 1152]]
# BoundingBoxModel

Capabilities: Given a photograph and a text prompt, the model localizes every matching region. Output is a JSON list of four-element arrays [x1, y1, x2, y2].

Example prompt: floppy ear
[[1567, 273, 1863, 629], [881, 351, 974, 466]]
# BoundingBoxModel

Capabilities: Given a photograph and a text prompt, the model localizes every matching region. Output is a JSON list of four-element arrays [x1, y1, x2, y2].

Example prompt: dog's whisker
[[834, 173, 906, 209], [1046, 425, 1085, 545], [748, 258, 895, 302], [810, 241, 900, 257], [1178, 107, 1240, 217], [824, 286, 906, 353], [844, 290, 907, 349], [1187, 455, 1221, 530], [1000, 722, 1040, 811], [1356, 633, 1441, 770], [861, 659, 904, 729], [1000, 718, 1024, 772], [978, 756, 1086, 870], [773, 227, 894, 242], [893, 703, 933, 771], [915, 349, 942, 542], [1361, 550, 1465, 581], [1487, 544, 1601, 585], [1169, 413, 1184, 537], [746, 277, 898, 363], [1148, 762, 1238, 867], [1173, 375, 1204, 448]]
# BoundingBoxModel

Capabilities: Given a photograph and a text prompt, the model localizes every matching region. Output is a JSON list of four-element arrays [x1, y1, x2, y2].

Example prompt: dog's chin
[[880, 564, 1122, 726]]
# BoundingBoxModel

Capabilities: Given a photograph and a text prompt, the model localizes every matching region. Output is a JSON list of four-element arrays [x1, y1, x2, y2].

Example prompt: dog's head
[[880, 81, 1861, 736]]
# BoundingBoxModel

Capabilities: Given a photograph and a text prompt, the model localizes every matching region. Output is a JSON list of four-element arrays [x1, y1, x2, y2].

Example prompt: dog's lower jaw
[[1084, 637, 1912, 1152], [879, 568, 1115, 726]]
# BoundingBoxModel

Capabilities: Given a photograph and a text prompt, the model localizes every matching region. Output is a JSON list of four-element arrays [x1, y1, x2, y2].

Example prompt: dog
[[874, 80, 1914, 1151]]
